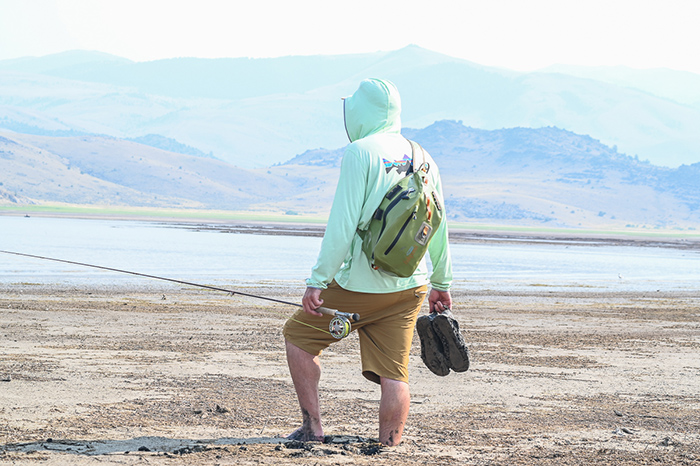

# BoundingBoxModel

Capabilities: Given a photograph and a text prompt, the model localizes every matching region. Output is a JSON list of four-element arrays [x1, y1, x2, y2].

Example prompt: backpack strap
[[407, 139, 428, 173]]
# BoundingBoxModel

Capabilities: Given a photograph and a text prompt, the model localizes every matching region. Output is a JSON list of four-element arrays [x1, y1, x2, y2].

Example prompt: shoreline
[[4, 209, 700, 250]]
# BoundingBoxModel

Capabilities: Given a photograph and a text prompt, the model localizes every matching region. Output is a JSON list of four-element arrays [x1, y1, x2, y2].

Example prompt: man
[[283, 78, 452, 446]]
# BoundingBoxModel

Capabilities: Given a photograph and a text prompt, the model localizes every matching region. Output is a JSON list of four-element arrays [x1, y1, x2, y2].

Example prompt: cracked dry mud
[[1, 284, 699, 465]]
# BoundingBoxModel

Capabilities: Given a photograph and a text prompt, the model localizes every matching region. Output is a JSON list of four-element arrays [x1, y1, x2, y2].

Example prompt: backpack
[[359, 140, 443, 277]]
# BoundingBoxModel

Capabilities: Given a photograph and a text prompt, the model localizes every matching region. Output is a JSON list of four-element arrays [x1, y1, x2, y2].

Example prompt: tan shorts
[[283, 281, 428, 384]]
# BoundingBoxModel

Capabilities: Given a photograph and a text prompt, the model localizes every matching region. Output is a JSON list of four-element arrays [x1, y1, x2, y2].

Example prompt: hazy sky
[[1, 0, 699, 74]]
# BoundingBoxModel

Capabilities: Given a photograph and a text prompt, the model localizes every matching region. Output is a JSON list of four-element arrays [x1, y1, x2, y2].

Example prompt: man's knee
[[285, 339, 315, 358], [380, 377, 409, 396]]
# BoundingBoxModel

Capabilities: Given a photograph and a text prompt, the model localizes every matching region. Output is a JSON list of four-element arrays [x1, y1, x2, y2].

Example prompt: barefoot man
[[283, 78, 453, 446]]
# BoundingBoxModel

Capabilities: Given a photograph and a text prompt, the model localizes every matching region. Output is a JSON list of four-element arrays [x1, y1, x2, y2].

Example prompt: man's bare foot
[[285, 425, 324, 442]]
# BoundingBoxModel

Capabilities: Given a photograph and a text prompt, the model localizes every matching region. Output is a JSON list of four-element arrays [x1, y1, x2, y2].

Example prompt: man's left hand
[[428, 288, 452, 313]]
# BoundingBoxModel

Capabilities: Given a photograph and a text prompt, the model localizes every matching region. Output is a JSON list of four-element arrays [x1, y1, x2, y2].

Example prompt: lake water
[[1, 216, 698, 293]]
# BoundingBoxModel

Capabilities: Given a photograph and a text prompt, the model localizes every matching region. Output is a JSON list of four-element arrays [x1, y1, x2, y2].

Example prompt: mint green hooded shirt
[[306, 78, 452, 293]]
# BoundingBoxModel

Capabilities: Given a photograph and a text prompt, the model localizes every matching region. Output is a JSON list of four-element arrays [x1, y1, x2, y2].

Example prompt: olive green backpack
[[359, 140, 443, 277]]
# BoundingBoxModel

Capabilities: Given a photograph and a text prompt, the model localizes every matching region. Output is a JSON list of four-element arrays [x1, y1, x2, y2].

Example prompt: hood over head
[[344, 78, 402, 142]]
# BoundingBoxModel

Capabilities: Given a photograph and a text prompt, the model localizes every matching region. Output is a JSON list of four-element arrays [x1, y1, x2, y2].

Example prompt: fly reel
[[329, 315, 351, 339], [317, 308, 360, 339]]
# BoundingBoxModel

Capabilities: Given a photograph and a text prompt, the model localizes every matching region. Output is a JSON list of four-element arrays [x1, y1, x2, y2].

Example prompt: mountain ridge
[[2, 121, 698, 230], [1, 46, 699, 168]]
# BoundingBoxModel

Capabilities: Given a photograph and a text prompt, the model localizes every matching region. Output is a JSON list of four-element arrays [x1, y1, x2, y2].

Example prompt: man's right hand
[[302, 287, 324, 317]]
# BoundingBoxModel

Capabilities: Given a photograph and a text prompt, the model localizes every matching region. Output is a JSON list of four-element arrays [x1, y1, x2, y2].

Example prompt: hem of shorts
[[362, 370, 408, 385], [282, 332, 324, 357]]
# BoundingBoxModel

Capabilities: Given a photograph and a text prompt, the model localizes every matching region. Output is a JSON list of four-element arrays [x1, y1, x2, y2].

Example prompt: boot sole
[[433, 314, 470, 373], [416, 315, 450, 376]]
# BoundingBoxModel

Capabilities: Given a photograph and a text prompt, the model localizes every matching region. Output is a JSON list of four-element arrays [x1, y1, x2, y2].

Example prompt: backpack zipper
[[383, 206, 418, 255]]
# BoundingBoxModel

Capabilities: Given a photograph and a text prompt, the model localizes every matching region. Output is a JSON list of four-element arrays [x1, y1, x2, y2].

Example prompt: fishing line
[[0, 250, 359, 339]]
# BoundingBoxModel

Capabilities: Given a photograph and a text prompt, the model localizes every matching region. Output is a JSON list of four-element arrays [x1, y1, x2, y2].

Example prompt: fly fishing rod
[[0, 250, 359, 339]]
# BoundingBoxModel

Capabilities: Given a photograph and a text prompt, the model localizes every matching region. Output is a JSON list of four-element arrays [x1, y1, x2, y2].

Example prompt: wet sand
[[1, 281, 699, 465]]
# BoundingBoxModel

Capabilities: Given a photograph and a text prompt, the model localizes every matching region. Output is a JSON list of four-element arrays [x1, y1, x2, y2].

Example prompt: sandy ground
[[1, 282, 700, 465]]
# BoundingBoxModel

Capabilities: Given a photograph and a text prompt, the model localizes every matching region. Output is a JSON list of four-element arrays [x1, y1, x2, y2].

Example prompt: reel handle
[[317, 306, 360, 322]]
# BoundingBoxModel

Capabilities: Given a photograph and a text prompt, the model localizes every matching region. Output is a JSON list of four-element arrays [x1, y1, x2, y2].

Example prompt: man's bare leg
[[285, 339, 324, 442], [378, 377, 410, 446]]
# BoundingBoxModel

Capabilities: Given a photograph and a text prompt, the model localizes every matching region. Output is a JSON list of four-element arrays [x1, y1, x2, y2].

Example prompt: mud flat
[[1, 283, 699, 465]]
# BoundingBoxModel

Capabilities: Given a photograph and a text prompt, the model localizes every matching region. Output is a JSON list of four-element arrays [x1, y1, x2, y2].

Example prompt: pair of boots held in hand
[[416, 309, 470, 376]]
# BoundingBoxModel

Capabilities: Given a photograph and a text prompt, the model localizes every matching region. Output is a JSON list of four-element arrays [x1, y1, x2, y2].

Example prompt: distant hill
[[0, 50, 132, 75], [1, 47, 699, 168], [0, 132, 293, 210], [540, 64, 700, 110], [126, 134, 216, 159], [402, 121, 700, 227], [2, 121, 698, 229]]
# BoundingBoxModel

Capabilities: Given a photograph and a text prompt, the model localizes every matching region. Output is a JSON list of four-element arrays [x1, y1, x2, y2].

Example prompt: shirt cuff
[[305, 278, 328, 289], [430, 283, 451, 292]]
